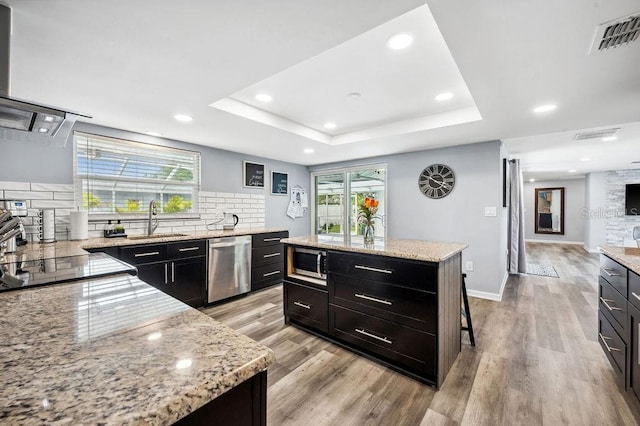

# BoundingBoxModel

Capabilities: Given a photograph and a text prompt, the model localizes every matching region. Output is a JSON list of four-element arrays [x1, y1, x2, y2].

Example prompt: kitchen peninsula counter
[[281, 235, 468, 262], [600, 245, 640, 275], [0, 274, 274, 424]]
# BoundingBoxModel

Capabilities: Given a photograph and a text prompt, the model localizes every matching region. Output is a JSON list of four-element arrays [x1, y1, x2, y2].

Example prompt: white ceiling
[[4, 0, 640, 175]]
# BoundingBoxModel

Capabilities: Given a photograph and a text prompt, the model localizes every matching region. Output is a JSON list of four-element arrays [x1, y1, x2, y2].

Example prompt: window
[[313, 165, 386, 240], [74, 132, 200, 214]]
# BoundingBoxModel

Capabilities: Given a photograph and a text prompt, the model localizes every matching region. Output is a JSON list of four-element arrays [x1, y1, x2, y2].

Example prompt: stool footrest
[[461, 274, 476, 347]]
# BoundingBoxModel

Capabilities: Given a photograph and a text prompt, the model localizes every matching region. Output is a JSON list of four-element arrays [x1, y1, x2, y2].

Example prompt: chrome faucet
[[148, 200, 159, 235]]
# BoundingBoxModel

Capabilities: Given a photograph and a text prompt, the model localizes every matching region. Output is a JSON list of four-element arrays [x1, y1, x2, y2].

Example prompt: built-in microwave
[[292, 247, 327, 282]]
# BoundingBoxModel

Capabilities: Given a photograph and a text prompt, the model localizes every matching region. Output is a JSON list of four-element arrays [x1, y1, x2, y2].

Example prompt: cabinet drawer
[[252, 263, 284, 285], [328, 251, 437, 292], [120, 244, 167, 265], [285, 281, 328, 333], [329, 273, 437, 333], [168, 240, 206, 259], [598, 310, 626, 385], [252, 244, 284, 267], [329, 304, 435, 376], [600, 255, 628, 298], [252, 231, 289, 248], [629, 271, 640, 311], [599, 276, 627, 333]]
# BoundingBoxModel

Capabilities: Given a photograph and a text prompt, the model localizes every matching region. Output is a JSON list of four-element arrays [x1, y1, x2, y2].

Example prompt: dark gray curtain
[[508, 159, 527, 274]]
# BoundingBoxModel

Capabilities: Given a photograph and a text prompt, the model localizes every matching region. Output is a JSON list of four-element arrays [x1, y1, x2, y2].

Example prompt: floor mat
[[526, 263, 559, 278]]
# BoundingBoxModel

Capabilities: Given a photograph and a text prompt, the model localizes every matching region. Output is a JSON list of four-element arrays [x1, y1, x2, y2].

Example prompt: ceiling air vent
[[574, 128, 620, 140], [589, 12, 640, 54]]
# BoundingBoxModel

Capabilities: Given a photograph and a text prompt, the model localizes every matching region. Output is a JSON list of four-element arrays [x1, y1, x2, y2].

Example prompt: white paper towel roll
[[40, 209, 56, 243], [70, 210, 89, 240]]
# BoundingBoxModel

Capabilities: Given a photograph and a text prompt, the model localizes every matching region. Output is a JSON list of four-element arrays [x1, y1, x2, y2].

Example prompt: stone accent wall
[[605, 170, 640, 246], [0, 182, 265, 242]]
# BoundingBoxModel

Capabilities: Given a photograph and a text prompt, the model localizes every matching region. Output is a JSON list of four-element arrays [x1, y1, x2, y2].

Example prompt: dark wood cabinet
[[284, 244, 461, 388], [251, 231, 288, 292], [169, 256, 206, 307]]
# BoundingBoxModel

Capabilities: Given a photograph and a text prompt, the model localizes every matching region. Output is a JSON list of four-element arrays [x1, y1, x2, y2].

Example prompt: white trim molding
[[467, 272, 508, 302], [525, 239, 584, 245]]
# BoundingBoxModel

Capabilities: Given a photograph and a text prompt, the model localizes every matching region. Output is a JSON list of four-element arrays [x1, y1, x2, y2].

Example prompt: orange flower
[[372, 199, 379, 208], [364, 197, 372, 208]]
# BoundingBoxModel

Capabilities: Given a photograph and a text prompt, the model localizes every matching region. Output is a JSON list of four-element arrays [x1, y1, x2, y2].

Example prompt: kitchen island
[[0, 273, 274, 425], [281, 235, 467, 388]]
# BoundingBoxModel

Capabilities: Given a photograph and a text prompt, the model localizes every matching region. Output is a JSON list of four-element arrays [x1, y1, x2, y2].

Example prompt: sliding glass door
[[313, 165, 386, 241]]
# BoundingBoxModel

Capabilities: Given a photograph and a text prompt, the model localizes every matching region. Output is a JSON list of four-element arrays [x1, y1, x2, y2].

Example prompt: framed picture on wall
[[243, 161, 265, 188], [271, 171, 288, 195]]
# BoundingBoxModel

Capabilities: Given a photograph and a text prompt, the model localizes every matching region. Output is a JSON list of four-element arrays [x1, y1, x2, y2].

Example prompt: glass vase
[[363, 221, 375, 244]]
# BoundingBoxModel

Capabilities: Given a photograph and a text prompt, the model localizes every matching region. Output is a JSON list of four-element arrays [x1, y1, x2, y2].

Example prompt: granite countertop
[[600, 245, 640, 275], [282, 235, 468, 262], [0, 275, 275, 424], [1, 227, 287, 264]]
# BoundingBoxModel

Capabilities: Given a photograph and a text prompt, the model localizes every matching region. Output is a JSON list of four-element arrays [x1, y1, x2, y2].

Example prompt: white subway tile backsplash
[[0, 181, 30, 191], [31, 200, 75, 209], [31, 183, 74, 192], [5, 190, 54, 200], [54, 192, 75, 201]]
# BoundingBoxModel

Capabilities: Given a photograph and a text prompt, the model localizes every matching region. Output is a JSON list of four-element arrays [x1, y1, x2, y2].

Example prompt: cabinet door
[[169, 257, 205, 307], [136, 262, 169, 291], [630, 302, 640, 399]]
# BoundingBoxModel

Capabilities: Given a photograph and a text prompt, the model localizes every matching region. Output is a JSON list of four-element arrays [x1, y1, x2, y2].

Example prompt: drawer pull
[[599, 333, 621, 352], [263, 270, 281, 277], [355, 328, 392, 345], [263, 252, 281, 258], [178, 247, 200, 252], [602, 267, 622, 277], [599, 297, 622, 311], [263, 237, 280, 242], [171, 262, 175, 282], [293, 301, 311, 310], [354, 265, 393, 274], [134, 251, 160, 257], [632, 292, 640, 302], [354, 293, 392, 306]]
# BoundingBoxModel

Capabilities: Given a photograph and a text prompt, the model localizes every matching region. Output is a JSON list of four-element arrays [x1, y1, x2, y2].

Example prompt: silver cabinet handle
[[599, 297, 622, 311], [171, 262, 175, 282], [134, 251, 160, 257], [263, 252, 281, 258], [599, 333, 620, 352], [263, 270, 281, 277], [355, 328, 392, 344], [293, 301, 310, 309], [263, 237, 280, 242], [178, 247, 200, 252], [354, 265, 392, 274], [355, 293, 392, 306], [602, 267, 622, 277], [632, 292, 640, 302], [164, 263, 168, 284]]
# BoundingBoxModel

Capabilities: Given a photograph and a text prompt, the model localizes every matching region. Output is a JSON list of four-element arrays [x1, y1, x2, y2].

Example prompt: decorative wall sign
[[243, 161, 265, 188], [271, 171, 288, 195]]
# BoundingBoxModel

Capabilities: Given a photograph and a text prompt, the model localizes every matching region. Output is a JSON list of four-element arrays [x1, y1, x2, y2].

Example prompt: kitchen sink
[[127, 233, 187, 240]]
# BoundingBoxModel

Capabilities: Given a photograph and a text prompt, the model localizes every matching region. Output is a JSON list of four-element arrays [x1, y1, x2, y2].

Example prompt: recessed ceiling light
[[435, 92, 454, 101], [38, 128, 48, 133], [324, 122, 336, 129], [580, 157, 591, 162], [569, 169, 577, 173], [387, 33, 413, 50], [533, 104, 557, 113], [43, 116, 54, 122], [529, 178, 536, 182], [602, 136, 617, 141], [146, 131, 162, 137], [255, 93, 272, 102], [174, 114, 192, 122], [347, 92, 361, 100], [304, 148, 314, 154]]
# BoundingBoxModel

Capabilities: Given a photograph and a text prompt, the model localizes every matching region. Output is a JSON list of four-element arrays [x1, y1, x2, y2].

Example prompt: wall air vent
[[589, 12, 640, 54], [574, 128, 620, 140]]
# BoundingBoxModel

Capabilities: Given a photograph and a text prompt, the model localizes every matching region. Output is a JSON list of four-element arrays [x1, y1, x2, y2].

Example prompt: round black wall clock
[[418, 164, 455, 199]]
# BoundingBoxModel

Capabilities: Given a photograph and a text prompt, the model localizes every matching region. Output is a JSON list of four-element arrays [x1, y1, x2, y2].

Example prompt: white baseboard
[[466, 272, 508, 302], [583, 246, 601, 253], [525, 239, 584, 245]]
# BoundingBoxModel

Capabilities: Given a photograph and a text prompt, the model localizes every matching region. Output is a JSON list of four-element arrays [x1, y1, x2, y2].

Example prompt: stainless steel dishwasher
[[207, 235, 252, 303]]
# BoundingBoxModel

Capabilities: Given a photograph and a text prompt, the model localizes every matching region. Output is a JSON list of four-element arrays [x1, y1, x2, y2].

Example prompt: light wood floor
[[202, 243, 639, 425]]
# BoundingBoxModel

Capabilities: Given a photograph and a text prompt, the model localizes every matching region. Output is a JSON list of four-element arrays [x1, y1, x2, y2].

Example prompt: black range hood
[[0, 3, 90, 142]]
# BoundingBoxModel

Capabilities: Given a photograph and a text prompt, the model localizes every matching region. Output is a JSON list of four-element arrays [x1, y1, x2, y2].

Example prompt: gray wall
[[584, 171, 607, 252], [523, 178, 585, 243], [310, 140, 507, 298], [0, 122, 311, 237]]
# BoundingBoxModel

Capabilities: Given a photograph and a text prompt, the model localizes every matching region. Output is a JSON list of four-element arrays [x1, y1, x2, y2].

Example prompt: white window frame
[[310, 163, 388, 240], [73, 132, 201, 217]]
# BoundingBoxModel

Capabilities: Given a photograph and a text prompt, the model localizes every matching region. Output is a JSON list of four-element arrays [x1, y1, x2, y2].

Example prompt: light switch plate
[[484, 206, 497, 217], [466, 261, 474, 271]]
